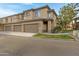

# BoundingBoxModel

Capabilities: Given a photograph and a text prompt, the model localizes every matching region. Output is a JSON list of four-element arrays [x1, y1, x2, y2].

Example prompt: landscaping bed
[[33, 33, 74, 40]]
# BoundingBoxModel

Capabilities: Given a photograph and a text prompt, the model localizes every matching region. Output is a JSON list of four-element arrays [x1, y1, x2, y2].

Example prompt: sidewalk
[[0, 31, 36, 37]]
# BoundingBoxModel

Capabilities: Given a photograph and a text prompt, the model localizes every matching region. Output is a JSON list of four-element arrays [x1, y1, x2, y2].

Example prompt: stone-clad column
[[22, 24, 24, 32], [48, 20, 52, 33], [39, 21, 43, 33], [11, 25, 14, 31]]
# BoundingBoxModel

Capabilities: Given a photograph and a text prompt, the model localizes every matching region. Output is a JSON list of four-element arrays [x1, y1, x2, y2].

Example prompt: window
[[0, 19, 3, 22], [24, 12, 30, 16], [5, 18, 8, 23], [34, 10, 40, 17], [48, 13, 51, 18]]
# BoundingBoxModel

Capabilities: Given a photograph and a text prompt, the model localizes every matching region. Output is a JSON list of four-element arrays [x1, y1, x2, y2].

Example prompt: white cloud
[[0, 3, 33, 18], [0, 8, 17, 18]]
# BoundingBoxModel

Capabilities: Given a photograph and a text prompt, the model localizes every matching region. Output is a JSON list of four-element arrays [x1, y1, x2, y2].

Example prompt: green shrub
[[52, 26, 62, 33]]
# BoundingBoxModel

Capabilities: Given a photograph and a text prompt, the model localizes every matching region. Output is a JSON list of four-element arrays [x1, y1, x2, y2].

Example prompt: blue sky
[[0, 3, 65, 17]]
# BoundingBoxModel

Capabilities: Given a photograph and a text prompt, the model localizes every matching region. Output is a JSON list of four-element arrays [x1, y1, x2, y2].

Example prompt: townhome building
[[0, 5, 57, 33]]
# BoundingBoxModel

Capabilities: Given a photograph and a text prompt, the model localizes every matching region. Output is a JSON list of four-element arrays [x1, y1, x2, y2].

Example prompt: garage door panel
[[14, 25, 21, 32], [24, 24, 39, 33], [5, 26, 11, 31]]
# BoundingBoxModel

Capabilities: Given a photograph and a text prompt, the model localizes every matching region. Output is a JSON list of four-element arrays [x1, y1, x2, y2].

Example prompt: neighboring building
[[0, 5, 57, 33], [73, 17, 79, 30], [73, 7, 79, 30]]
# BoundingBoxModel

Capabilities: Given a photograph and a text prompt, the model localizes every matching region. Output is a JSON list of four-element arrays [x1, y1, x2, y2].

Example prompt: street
[[0, 34, 79, 56]]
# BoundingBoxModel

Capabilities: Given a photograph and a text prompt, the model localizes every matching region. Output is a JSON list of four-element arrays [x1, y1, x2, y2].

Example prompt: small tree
[[58, 3, 77, 31]]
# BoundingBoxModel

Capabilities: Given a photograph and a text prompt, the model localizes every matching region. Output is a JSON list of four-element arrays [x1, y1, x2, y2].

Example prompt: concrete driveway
[[0, 34, 79, 56], [0, 32, 36, 37]]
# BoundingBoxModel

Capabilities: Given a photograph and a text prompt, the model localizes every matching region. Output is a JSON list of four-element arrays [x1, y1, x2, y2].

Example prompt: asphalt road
[[0, 34, 79, 56]]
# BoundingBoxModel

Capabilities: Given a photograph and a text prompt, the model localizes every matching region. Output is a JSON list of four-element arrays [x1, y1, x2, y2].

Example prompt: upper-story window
[[19, 14, 22, 20], [0, 19, 3, 22], [5, 18, 8, 23], [48, 12, 51, 18], [14, 16, 18, 19], [34, 10, 40, 17], [24, 12, 30, 16]]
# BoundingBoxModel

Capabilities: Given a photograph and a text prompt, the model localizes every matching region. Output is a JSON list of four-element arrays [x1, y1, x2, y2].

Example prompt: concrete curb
[[0, 32, 36, 37]]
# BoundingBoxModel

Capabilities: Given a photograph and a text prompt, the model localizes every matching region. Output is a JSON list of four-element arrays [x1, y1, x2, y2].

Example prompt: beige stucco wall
[[49, 11, 57, 31], [23, 7, 49, 20], [7, 17, 12, 23], [1, 14, 23, 24], [40, 8, 49, 18]]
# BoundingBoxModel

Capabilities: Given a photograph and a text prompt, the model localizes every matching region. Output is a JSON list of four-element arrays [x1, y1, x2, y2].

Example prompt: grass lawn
[[61, 30, 73, 33], [33, 33, 74, 40]]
